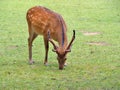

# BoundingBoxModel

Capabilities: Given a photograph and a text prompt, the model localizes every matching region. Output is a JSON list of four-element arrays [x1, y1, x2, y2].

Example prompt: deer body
[[26, 6, 75, 70]]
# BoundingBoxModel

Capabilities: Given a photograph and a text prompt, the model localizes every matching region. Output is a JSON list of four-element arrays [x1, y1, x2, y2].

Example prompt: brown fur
[[26, 6, 75, 70]]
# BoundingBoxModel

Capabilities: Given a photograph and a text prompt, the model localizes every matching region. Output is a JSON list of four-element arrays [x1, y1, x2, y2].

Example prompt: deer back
[[26, 6, 67, 43]]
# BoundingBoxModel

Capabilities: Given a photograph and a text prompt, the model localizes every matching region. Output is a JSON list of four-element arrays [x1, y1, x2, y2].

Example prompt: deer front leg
[[43, 36, 49, 66]]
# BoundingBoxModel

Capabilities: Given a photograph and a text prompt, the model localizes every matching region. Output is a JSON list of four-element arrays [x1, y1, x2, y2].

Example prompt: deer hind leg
[[28, 32, 38, 64], [43, 36, 49, 66]]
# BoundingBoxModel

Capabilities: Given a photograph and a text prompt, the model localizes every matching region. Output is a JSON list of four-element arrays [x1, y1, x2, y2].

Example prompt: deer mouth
[[59, 66, 64, 70], [59, 64, 64, 70]]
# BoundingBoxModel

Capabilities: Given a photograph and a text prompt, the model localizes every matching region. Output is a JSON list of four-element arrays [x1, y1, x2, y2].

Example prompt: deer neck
[[58, 15, 68, 49], [57, 29, 68, 50]]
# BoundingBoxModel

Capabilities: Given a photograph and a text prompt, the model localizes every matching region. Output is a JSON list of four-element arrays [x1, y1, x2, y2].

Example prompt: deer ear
[[65, 49, 71, 53], [65, 30, 75, 53], [52, 49, 57, 52]]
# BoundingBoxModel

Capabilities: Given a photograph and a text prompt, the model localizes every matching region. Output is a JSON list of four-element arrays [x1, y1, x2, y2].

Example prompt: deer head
[[48, 30, 75, 70]]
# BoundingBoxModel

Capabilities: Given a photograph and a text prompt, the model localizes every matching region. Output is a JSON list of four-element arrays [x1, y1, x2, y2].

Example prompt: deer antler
[[48, 30, 58, 52], [66, 30, 75, 52]]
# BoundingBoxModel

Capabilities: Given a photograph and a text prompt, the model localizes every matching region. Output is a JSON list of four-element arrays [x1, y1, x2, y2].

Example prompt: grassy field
[[0, 0, 120, 89]]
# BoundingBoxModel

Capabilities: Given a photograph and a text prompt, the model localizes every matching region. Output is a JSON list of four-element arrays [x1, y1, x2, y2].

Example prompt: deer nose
[[59, 65, 64, 70], [59, 67, 63, 70]]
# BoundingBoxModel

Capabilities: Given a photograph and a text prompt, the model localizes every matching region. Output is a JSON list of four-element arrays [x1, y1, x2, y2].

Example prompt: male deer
[[26, 6, 75, 70]]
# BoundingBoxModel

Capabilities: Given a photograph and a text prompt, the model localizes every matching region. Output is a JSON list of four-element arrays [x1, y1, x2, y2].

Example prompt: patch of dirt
[[80, 31, 110, 46], [7, 45, 18, 50], [81, 31, 101, 36], [87, 42, 110, 46]]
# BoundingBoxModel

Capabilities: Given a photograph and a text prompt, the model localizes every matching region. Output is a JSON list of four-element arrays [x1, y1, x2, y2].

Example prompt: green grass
[[0, 0, 120, 90]]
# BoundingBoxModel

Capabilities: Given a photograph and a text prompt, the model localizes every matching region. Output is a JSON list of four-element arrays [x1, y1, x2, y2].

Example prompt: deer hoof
[[44, 62, 49, 66], [29, 60, 35, 65]]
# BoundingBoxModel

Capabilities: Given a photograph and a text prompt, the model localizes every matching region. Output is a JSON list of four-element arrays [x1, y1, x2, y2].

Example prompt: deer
[[26, 6, 75, 70]]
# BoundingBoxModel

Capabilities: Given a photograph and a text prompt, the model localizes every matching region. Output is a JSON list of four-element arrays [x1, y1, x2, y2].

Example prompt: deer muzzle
[[59, 64, 64, 70]]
